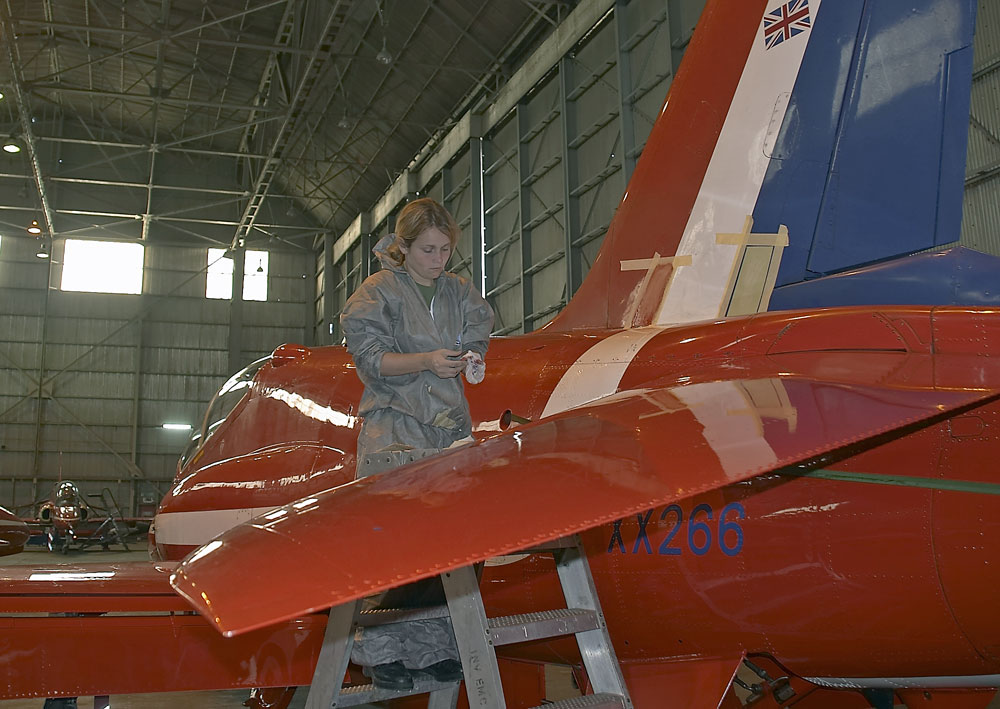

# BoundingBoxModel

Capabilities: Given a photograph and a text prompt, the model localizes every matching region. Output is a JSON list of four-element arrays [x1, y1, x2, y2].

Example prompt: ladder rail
[[305, 600, 360, 709], [441, 565, 507, 709], [303, 534, 631, 709], [554, 540, 633, 707]]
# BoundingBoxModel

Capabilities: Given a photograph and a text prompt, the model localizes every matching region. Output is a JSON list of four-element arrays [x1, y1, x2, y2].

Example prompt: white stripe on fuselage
[[655, 0, 823, 325], [540, 328, 663, 417], [538, 329, 779, 478], [154, 506, 278, 546]]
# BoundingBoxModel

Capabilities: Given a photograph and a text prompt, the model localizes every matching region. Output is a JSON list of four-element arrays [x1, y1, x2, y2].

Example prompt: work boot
[[417, 659, 464, 683], [370, 661, 413, 691]]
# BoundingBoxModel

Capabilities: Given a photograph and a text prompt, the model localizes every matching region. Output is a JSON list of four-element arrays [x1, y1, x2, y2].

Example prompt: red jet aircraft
[[2, 0, 998, 707]]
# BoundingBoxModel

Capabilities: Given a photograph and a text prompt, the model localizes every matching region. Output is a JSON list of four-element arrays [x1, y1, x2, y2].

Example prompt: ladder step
[[335, 676, 460, 707], [528, 693, 626, 709], [489, 608, 600, 646], [358, 605, 451, 625]]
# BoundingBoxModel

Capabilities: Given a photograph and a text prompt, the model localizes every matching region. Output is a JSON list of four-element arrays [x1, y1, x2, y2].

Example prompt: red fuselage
[[155, 305, 1000, 683], [0, 506, 29, 557]]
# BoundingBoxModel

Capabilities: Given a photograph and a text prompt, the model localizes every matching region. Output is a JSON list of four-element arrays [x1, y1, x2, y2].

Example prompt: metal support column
[[615, 0, 637, 182], [515, 102, 533, 334], [228, 249, 245, 373], [559, 56, 581, 300], [304, 246, 317, 347], [30, 236, 54, 508], [323, 232, 336, 344], [666, 0, 682, 80], [360, 230, 374, 281], [129, 307, 145, 515], [470, 135, 486, 298]]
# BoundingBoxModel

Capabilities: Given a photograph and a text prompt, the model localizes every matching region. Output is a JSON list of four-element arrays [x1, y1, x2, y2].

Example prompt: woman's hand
[[424, 349, 466, 378], [380, 349, 466, 378]]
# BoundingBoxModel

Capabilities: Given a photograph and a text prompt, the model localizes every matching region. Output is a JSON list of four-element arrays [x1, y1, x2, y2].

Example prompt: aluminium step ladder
[[303, 534, 633, 709]]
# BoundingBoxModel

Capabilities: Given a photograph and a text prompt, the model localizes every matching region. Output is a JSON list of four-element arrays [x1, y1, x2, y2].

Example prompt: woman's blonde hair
[[387, 198, 460, 264]]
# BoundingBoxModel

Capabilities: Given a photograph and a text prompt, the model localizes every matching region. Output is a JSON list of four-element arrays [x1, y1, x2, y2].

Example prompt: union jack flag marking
[[763, 0, 811, 50]]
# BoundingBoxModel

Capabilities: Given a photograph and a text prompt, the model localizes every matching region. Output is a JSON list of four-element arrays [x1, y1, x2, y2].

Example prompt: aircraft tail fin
[[546, 0, 976, 331]]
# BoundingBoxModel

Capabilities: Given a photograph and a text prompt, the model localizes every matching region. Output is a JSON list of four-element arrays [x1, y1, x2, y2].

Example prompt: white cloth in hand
[[461, 350, 485, 384]]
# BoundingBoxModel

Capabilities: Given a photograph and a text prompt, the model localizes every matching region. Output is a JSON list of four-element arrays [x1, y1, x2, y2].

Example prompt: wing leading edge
[[172, 377, 998, 637]]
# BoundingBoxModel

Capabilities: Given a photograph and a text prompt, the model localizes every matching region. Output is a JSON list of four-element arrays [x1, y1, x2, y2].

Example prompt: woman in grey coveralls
[[340, 197, 494, 690]]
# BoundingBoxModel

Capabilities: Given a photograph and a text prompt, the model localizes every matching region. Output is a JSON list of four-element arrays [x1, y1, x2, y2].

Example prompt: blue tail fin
[[755, 0, 977, 285]]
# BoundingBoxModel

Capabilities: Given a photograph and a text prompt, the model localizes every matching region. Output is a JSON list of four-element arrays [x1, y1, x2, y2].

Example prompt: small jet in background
[[34, 481, 148, 553]]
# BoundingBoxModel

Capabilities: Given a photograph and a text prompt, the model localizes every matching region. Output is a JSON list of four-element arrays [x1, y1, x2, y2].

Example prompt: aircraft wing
[[171, 376, 998, 637]]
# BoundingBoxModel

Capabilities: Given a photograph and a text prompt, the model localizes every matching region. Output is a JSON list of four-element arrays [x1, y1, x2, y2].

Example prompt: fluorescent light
[[162, 423, 192, 431], [29, 572, 116, 581]]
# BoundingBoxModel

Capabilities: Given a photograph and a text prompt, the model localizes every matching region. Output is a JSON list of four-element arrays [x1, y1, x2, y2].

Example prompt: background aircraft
[[3, 0, 999, 707], [31, 480, 148, 553]]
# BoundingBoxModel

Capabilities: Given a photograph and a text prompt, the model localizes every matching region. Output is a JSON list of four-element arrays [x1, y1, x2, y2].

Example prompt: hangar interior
[[1, 0, 999, 517]]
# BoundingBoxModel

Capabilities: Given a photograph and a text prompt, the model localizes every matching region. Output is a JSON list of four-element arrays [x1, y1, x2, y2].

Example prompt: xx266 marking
[[607, 502, 746, 556]]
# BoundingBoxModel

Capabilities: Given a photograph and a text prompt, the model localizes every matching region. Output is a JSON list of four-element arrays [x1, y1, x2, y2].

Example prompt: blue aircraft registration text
[[607, 502, 745, 556]]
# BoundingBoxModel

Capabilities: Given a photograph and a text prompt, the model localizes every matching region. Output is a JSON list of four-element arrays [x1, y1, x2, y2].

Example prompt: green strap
[[779, 468, 1000, 496]]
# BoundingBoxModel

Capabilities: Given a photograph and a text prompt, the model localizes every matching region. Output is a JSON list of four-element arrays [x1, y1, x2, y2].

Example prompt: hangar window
[[243, 250, 268, 301], [61, 239, 144, 294], [206, 248, 269, 301], [206, 248, 233, 299]]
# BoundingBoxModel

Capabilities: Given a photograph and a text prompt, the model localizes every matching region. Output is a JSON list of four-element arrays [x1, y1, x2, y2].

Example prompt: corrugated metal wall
[[961, 0, 1000, 253], [322, 0, 1000, 343], [322, 0, 707, 341], [0, 236, 311, 513]]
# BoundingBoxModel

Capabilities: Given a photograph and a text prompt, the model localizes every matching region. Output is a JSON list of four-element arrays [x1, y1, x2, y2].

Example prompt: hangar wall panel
[[327, 0, 709, 339], [0, 236, 311, 513], [960, 0, 1000, 254]]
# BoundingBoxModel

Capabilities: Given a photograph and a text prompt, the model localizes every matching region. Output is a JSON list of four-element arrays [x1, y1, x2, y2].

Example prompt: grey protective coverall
[[341, 234, 493, 465], [340, 234, 494, 670]]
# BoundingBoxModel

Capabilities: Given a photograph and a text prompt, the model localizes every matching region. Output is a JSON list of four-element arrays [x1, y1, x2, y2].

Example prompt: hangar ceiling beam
[[318, 1, 442, 231], [1, 4, 57, 238], [237, 1, 298, 162], [57, 116, 283, 177], [23, 0, 288, 84], [140, 0, 172, 242], [332, 0, 615, 262], [28, 84, 283, 113], [230, 0, 351, 250], [34, 135, 402, 168]]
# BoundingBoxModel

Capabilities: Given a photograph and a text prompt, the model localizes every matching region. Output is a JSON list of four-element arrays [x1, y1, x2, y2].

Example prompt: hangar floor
[[0, 549, 377, 709]]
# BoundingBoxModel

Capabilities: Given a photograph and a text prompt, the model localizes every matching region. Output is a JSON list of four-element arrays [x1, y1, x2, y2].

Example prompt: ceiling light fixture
[[3, 137, 21, 153], [375, 0, 392, 65], [338, 111, 351, 129], [35, 241, 49, 259], [376, 36, 392, 65], [26, 219, 42, 235]]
